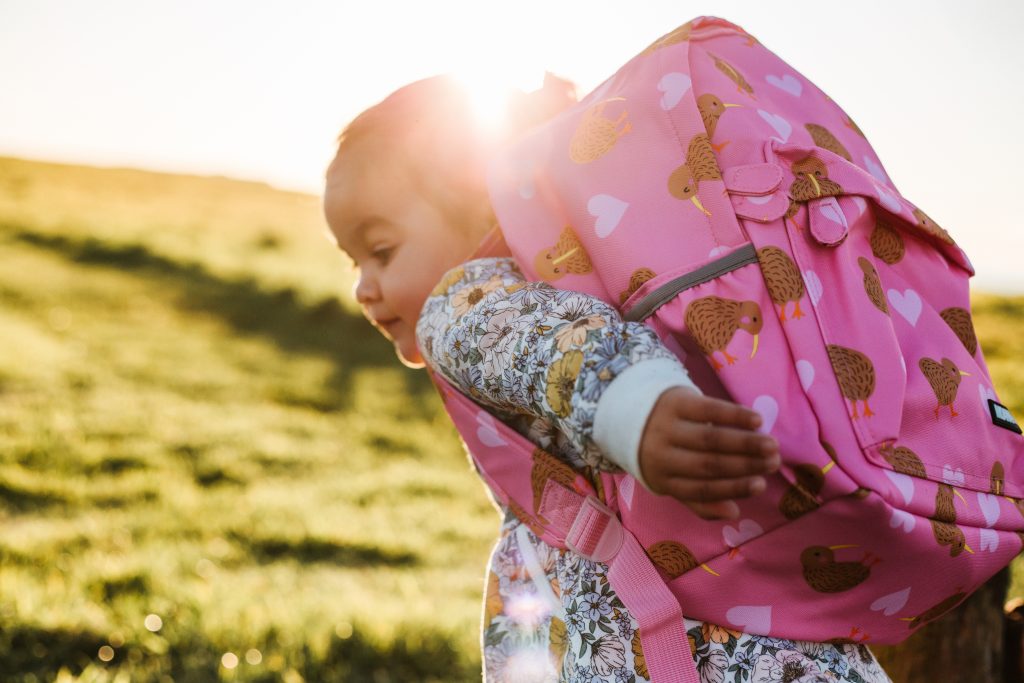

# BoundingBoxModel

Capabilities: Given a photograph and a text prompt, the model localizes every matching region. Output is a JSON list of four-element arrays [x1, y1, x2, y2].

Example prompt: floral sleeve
[[416, 257, 683, 470]]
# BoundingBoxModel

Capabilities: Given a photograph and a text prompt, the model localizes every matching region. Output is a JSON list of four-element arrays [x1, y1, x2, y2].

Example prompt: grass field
[[0, 156, 1021, 682]]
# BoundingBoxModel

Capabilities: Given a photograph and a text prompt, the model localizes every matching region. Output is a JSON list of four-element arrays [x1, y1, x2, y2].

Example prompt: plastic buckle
[[565, 496, 624, 563]]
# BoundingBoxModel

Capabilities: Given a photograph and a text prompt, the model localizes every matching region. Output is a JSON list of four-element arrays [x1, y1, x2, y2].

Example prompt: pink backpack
[[433, 16, 1024, 682]]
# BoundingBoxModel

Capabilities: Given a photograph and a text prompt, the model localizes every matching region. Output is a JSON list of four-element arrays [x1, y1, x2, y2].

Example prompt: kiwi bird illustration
[[869, 219, 905, 264], [647, 540, 719, 578], [570, 98, 631, 164], [640, 21, 693, 55], [668, 134, 722, 216], [827, 344, 876, 419], [919, 356, 969, 418], [857, 257, 888, 314], [533, 226, 593, 282], [685, 297, 763, 369], [789, 156, 844, 201], [757, 246, 805, 321], [697, 93, 741, 151], [709, 53, 754, 97], [780, 463, 827, 519], [805, 123, 852, 161], [530, 448, 578, 519], [906, 592, 968, 629], [991, 461, 1005, 496], [912, 208, 955, 245], [879, 442, 926, 478], [939, 307, 978, 356], [619, 267, 656, 304], [801, 545, 878, 593], [931, 483, 973, 557]]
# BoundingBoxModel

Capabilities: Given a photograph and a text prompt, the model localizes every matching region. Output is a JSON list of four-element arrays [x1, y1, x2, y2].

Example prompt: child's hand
[[638, 387, 780, 520]]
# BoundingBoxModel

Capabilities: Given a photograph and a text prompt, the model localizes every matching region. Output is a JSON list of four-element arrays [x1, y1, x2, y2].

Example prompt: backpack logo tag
[[988, 399, 1022, 434]]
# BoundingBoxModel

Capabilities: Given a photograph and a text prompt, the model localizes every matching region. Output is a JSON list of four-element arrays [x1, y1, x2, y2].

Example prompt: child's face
[[324, 142, 474, 367]]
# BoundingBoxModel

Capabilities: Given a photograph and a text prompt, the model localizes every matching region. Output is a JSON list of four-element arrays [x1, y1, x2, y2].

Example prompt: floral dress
[[417, 257, 892, 683]]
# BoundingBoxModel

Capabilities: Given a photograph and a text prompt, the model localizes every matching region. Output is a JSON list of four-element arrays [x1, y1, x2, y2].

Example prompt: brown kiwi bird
[[697, 93, 741, 152], [912, 208, 955, 245], [879, 442, 926, 478], [857, 257, 888, 314], [530, 448, 578, 519], [827, 344, 876, 419], [569, 98, 631, 164], [533, 226, 593, 282], [905, 591, 968, 629], [939, 307, 978, 356], [918, 356, 970, 418], [640, 21, 693, 55], [789, 156, 844, 201], [931, 483, 973, 557], [619, 267, 657, 304], [801, 545, 878, 593], [757, 246, 805, 321], [646, 540, 719, 578], [668, 133, 722, 216], [869, 219, 905, 264], [685, 297, 764, 369], [780, 464, 827, 519], [805, 123, 852, 161], [991, 461, 1005, 496], [709, 53, 755, 97]]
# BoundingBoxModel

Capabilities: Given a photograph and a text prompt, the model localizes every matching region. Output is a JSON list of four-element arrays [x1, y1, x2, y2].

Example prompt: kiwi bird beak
[[691, 196, 712, 217], [964, 542, 975, 554], [724, 103, 741, 108], [809, 174, 822, 197], [750, 333, 759, 359], [954, 490, 968, 505], [700, 563, 720, 576], [821, 461, 835, 475], [960, 371, 971, 376], [828, 544, 858, 550]]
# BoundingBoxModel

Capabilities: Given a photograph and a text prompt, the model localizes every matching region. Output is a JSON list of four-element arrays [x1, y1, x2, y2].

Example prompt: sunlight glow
[[452, 67, 544, 138]]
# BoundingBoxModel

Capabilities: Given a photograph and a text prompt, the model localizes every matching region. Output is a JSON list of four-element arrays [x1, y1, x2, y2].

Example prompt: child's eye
[[371, 246, 394, 265]]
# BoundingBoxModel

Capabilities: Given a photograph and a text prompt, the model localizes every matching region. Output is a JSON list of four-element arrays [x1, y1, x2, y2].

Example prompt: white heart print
[[757, 109, 792, 142], [884, 471, 915, 505], [890, 509, 915, 533], [870, 587, 911, 616], [864, 156, 890, 184], [722, 519, 764, 548], [818, 200, 848, 229], [977, 492, 1001, 527], [658, 72, 692, 111], [766, 74, 802, 96], [726, 605, 772, 634], [751, 395, 778, 434], [475, 411, 507, 447], [980, 528, 1000, 552], [619, 476, 636, 511], [887, 289, 922, 326], [803, 270, 823, 306], [942, 465, 965, 486], [588, 194, 629, 238], [796, 360, 815, 391]]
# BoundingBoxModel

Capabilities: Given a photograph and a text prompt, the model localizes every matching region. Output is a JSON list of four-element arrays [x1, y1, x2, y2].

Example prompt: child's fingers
[[674, 392, 763, 430], [666, 448, 779, 479], [670, 421, 778, 459], [685, 500, 741, 521], [663, 474, 766, 503]]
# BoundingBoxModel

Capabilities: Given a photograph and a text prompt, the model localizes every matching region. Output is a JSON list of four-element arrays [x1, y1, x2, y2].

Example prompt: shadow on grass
[[8, 228, 437, 414], [229, 531, 418, 568], [0, 479, 70, 513]]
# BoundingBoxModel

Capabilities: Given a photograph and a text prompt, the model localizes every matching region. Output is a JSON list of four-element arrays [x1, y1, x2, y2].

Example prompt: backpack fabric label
[[989, 399, 1022, 434]]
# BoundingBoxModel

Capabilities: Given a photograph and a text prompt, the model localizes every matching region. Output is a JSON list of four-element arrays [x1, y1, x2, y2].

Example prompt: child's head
[[323, 73, 574, 367]]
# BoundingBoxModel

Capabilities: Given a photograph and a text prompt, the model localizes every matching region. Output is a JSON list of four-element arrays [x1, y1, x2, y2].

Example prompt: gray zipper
[[624, 243, 759, 322]]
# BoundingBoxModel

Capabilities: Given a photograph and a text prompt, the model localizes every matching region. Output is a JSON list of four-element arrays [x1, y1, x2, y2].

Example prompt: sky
[[2, 0, 1023, 291]]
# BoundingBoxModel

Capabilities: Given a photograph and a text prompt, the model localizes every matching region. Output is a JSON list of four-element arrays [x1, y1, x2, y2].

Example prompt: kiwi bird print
[[919, 356, 969, 418], [931, 483, 973, 557], [646, 540, 719, 578], [827, 344, 876, 419], [780, 463, 828, 519], [640, 21, 693, 55], [789, 156, 844, 201], [939, 307, 978, 356], [709, 52, 754, 97], [757, 246, 805, 321], [533, 225, 593, 282], [905, 592, 968, 629], [843, 114, 867, 139], [801, 545, 878, 593], [668, 133, 722, 216], [530, 447, 578, 519], [619, 267, 656, 304], [879, 442, 926, 478], [869, 219, 905, 264], [685, 297, 763, 370], [569, 98, 631, 164], [912, 207, 956, 245], [696, 93, 741, 152], [991, 461, 1005, 496], [805, 123, 852, 161], [857, 257, 888, 314]]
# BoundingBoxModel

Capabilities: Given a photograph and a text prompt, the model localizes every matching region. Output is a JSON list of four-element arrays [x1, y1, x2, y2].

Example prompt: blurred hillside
[[0, 157, 1021, 681]]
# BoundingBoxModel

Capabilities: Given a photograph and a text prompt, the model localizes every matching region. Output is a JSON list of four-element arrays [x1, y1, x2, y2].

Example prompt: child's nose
[[353, 273, 379, 304]]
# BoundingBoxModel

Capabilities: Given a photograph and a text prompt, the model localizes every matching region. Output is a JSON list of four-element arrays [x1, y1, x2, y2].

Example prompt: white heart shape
[[851, 196, 867, 217], [757, 109, 792, 142], [619, 476, 636, 511], [870, 587, 911, 616], [796, 360, 815, 391], [978, 383, 997, 410], [889, 508, 915, 533], [980, 528, 1000, 552], [977, 492, 1001, 527], [803, 270, 823, 306], [722, 519, 764, 548], [942, 465, 965, 486], [818, 200, 849, 229], [588, 194, 629, 238], [875, 184, 902, 213], [887, 289, 922, 326], [884, 470, 915, 505], [475, 411, 508, 447], [766, 74, 802, 96], [746, 194, 774, 205], [864, 156, 890, 184], [726, 605, 772, 634], [657, 72, 692, 111], [708, 246, 731, 258], [751, 395, 778, 434]]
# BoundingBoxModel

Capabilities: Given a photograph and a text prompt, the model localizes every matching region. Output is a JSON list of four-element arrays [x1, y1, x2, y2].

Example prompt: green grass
[[0, 156, 1021, 682]]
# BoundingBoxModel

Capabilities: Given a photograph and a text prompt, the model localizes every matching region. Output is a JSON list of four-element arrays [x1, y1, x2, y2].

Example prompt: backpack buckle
[[565, 496, 624, 563]]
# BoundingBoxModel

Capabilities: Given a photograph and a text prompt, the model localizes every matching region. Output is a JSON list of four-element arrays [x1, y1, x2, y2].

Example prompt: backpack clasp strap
[[564, 495, 624, 562]]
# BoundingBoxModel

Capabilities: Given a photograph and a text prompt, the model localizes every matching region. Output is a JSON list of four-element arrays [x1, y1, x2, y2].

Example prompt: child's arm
[[417, 258, 778, 518]]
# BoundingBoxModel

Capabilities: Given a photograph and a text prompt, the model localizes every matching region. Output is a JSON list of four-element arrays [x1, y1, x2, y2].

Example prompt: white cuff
[[592, 357, 701, 490]]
